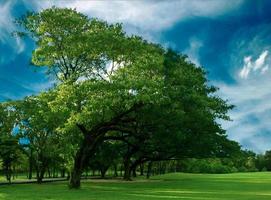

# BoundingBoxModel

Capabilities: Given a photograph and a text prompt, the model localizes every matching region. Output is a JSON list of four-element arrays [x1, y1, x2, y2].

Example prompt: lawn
[[0, 172, 271, 200]]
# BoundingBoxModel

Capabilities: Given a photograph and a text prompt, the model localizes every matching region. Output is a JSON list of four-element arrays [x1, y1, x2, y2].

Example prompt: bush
[[181, 158, 234, 174]]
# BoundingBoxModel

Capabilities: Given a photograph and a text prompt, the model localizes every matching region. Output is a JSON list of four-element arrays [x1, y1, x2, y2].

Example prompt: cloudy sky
[[1, 0, 271, 153]]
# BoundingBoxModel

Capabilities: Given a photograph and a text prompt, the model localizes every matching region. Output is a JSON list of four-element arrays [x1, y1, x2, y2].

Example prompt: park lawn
[[1, 172, 271, 200]]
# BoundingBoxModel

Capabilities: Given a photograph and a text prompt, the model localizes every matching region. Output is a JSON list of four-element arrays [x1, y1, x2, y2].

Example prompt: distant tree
[[89, 141, 122, 178], [264, 150, 271, 171], [15, 93, 64, 183], [255, 154, 266, 171], [0, 103, 22, 183]]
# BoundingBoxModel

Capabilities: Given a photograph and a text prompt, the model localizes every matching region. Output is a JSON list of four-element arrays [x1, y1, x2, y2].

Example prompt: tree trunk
[[69, 105, 140, 188], [140, 164, 144, 176], [28, 149, 33, 180], [69, 132, 101, 188], [12, 166, 16, 180], [123, 157, 132, 181], [100, 168, 107, 178], [5, 164, 11, 183], [132, 167, 137, 177], [69, 166, 82, 189], [69, 146, 87, 188], [37, 167, 46, 184], [113, 164, 118, 177], [66, 171, 70, 180], [146, 161, 153, 179], [123, 167, 132, 180], [61, 169, 65, 178], [120, 165, 123, 176]]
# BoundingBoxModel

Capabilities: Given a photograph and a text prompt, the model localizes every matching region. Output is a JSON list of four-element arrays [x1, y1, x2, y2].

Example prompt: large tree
[[17, 7, 234, 189], [104, 49, 234, 180]]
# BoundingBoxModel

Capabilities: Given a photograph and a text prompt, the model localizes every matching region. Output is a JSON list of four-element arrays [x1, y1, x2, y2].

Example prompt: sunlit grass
[[0, 172, 271, 199]]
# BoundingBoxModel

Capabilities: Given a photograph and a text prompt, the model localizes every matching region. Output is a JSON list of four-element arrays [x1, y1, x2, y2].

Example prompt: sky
[[0, 0, 271, 153]]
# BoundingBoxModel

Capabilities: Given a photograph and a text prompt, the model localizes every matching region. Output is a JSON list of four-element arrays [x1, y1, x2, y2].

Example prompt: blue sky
[[1, 0, 271, 153]]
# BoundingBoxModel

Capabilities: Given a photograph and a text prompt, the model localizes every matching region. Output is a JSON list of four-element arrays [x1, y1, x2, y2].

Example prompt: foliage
[[0, 103, 23, 182], [7, 7, 241, 188]]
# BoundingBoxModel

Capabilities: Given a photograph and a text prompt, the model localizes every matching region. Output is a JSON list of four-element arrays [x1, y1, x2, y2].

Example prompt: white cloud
[[255, 50, 268, 70], [184, 38, 203, 66], [0, 1, 25, 54], [216, 45, 271, 153], [0, 1, 13, 42], [239, 50, 269, 79], [261, 65, 269, 74], [23, 0, 243, 41], [217, 79, 271, 153], [213, 23, 271, 153]]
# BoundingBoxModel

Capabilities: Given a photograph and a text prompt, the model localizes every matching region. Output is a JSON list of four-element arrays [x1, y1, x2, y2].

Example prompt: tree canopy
[[0, 7, 240, 188]]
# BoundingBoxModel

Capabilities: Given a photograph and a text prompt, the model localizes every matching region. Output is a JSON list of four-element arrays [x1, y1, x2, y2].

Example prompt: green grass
[[1, 172, 271, 199]]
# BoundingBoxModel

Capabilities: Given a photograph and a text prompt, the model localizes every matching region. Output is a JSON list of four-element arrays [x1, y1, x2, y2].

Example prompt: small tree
[[0, 103, 22, 183]]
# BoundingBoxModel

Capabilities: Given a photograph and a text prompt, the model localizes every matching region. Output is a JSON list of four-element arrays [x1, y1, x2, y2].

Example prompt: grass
[[1, 172, 271, 199]]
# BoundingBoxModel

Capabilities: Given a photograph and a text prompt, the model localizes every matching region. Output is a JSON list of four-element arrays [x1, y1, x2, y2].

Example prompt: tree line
[[0, 7, 251, 188]]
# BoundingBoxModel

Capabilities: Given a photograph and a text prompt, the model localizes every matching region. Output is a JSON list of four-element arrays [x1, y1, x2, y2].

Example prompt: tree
[[88, 141, 122, 178], [17, 8, 234, 189], [50, 39, 164, 187], [15, 92, 64, 183], [16, 7, 128, 82], [0, 103, 22, 183], [104, 49, 235, 180], [255, 154, 266, 171]]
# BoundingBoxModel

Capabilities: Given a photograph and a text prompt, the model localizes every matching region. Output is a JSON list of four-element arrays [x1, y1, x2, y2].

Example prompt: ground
[[0, 172, 271, 200]]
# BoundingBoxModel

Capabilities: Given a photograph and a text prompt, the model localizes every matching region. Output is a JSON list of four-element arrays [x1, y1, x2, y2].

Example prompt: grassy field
[[1, 172, 271, 200]]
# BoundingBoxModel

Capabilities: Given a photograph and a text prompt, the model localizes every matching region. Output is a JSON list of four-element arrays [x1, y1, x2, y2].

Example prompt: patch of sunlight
[[90, 185, 125, 190], [244, 191, 271, 196], [0, 193, 7, 199], [212, 179, 271, 184], [148, 190, 216, 194], [145, 190, 271, 197], [128, 193, 217, 199]]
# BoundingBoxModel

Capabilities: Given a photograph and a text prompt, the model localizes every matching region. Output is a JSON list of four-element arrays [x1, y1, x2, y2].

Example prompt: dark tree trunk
[[69, 132, 102, 188], [146, 161, 153, 179], [36, 153, 47, 184], [69, 166, 82, 189], [12, 166, 16, 180], [37, 167, 46, 184], [132, 167, 137, 177], [140, 164, 144, 176], [69, 104, 140, 188], [130, 158, 145, 177], [122, 144, 141, 181], [28, 149, 33, 180], [69, 145, 88, 189], [66, 171, 70, 180], [5, 163, 12, 183], [123, 167, 132, 180], [100, 167, 108, 178], [61, 169, 65, 178], [113, 164, 118, 177], [123, 157, 132, 181], [120, 165, 123, 176]]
